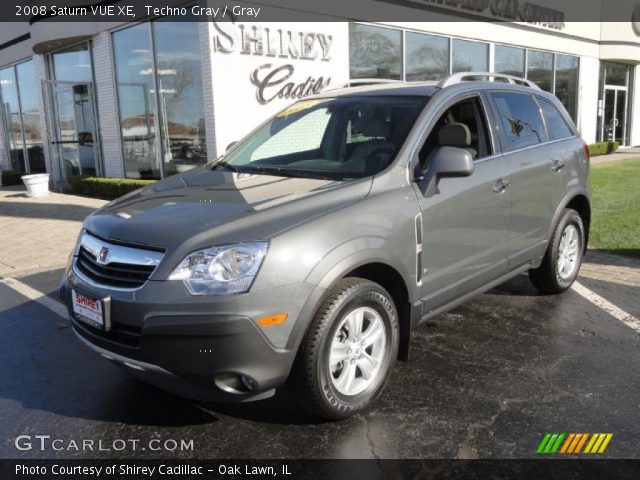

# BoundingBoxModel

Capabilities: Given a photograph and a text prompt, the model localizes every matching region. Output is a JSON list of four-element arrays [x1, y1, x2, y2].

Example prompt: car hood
[[84, 167, 372, 252]]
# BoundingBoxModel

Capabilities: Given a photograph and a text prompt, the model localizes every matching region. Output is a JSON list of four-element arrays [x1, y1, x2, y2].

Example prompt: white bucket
[[21, 173, 50, 197]]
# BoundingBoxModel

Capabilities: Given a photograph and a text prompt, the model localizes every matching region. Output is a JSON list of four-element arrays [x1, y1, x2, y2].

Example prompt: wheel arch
[[343, 262, 412, 362], [565, 193, 591, 252], [548, 190, 591, 254]]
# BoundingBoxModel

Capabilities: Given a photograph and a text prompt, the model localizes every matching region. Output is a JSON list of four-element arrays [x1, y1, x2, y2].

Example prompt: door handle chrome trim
[[492, 179, 510, 193], [551, 160, 565, 172]]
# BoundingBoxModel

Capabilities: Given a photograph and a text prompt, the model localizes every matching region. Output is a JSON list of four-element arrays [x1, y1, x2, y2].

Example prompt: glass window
[[604, 62, 628, 86], [16, 60, 45, 173], [152, 19, 206, 176], [418, 96, 492, 172], [251, 108, 330, 161], [113, 23, 160, 179], [113, 19, 206, 179], [223, 96, 427, 179], [554, 54, 579, 121], [494, 45, 525, 77], [452, 39, 488, 73], [526, 50, 553, 92], [405, 32, 449, 81], [538, 98, 574, 140], [349, 24, 402, 80], [0, 66, 25, 173], [490, 92, 547, 150], [52, 44, 92, 82]]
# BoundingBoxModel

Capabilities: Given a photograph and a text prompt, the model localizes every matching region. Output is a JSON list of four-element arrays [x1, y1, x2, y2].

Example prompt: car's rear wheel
[[293, 278, 399, 420], [529, 208, 585, 294]]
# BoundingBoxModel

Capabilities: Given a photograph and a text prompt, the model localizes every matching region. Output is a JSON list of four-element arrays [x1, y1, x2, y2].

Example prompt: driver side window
[[417, 96, 492, 172]]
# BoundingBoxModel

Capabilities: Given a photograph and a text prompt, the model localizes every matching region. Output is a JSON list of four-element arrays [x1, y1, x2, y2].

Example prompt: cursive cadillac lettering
[[250, 64, 331, 104], [213, 22, 333, 104]]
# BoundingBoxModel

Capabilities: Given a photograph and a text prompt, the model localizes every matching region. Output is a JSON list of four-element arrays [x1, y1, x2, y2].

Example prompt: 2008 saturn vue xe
[[61, 73, 590, 419]]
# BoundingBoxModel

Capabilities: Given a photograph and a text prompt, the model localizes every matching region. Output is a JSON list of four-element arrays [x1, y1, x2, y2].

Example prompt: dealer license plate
[[71, 289, 104, 329]]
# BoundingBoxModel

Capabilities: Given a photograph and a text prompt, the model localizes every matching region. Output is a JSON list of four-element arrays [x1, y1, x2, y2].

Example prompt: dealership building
[[1, 0, 639, 184]]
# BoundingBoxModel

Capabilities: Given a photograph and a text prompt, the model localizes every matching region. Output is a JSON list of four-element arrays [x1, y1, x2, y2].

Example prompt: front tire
[[293, 278, 399, 420], [529, 209, 585, 294]]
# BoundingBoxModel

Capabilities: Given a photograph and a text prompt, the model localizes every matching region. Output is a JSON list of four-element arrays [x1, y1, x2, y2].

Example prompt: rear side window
[[490, 92, 547, 151], [538, 98, 574, 140]]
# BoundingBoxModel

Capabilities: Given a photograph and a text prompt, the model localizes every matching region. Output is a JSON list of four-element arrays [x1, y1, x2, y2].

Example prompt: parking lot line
[[572, 281, 640, 334], [0, 277, 67, 319]]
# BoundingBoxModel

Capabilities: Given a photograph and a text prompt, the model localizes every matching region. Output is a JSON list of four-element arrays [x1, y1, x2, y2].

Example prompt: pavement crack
[[356, 413, 380, 461], [455, 400, 510, 459]]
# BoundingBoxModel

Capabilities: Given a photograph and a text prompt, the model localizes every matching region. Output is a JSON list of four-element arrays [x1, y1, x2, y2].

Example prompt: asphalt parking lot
[[1, 263, 639, 460]]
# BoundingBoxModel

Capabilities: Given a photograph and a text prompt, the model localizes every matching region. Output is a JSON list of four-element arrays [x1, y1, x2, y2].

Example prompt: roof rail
[[335, 78, 404, 89], [437, 72, 541, 90]]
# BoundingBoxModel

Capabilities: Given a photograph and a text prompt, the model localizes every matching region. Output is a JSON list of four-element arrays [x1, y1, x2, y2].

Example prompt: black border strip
[[0, 33, 31, 52]]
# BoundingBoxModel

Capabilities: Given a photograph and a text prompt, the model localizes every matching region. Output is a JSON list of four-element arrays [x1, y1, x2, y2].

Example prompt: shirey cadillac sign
[[213, 22, 335, 104], [406, 0, 565, 30], [209, 21, 348, 155]]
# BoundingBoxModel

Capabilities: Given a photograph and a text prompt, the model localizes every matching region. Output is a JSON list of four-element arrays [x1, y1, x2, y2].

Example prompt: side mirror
[[419, 146, 474, 197], [226, 141, 238, 152]]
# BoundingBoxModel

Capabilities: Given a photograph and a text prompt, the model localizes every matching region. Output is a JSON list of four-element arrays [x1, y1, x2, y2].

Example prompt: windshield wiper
[[211, 160, 239, 172], [238, 166, 346, 181]]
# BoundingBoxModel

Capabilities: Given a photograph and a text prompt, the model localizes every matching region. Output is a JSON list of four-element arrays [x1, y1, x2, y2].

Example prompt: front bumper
[[60, 264, 323, 402]]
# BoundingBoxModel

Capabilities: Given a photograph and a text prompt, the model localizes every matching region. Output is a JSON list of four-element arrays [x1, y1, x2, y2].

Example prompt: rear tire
[[292, 278, 399, 420], [529, 209, 584, 294]]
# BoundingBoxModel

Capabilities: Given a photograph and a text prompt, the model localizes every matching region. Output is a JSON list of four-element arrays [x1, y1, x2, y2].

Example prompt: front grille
[[76, 246, 156, 288]]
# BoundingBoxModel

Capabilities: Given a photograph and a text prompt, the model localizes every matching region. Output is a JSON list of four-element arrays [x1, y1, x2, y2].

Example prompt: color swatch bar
[[536, 433, 613, 454]]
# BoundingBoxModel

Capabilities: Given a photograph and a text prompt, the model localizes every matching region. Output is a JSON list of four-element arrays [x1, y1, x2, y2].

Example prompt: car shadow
[[488, 273, 540, 297], [0, 286, 321, 428], [196, 388, 323, 425], [0, 294, 218, 428]]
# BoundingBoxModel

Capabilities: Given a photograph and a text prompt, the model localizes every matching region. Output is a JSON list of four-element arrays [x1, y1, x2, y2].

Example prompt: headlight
[[168, 242, 267, 295]]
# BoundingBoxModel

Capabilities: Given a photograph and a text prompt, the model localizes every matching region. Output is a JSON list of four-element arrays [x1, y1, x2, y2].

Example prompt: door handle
[[551, 160, 565, 172], [492, 179, 510, 193]]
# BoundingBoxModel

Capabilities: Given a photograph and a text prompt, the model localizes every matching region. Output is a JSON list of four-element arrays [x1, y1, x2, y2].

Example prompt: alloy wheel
[[329, 306, 386, 396]]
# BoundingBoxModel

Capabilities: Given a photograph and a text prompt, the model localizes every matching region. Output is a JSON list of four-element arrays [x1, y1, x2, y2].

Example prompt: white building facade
[[1, 0, 639, 184]]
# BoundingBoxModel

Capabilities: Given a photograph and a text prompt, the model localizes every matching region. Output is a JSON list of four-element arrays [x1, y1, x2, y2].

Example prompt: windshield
[[215, 96, 428, 180]]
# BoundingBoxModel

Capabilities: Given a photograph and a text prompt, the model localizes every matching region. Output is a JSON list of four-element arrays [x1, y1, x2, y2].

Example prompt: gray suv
[[60, 72, 590, 419]]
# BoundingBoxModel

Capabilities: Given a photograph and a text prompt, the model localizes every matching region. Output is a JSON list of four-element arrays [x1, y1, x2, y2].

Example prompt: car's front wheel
[[529, 208, 585, 294], [293, 278, 399, 420]]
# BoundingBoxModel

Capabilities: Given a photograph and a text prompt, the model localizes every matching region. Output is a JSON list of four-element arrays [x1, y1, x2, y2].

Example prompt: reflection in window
[[554, 55, 579, 121], [539, 98, 573, 140], [349, 24, 402, 80], [16, 61, 45, 173], [405, 32, 449, 81], [113, 19, 206, 179], [153, 20, 206, 176], [0, 60, 48, 174], [526, 50, 553, 92], [604, 62, 628, 87], [452, 39, 488, 73], [490, 92, 547, 151], [494, 45, 525, 77], [113, 23, 159, 179], [0, 66, 25, 172], [52, 44, 92, 82]]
